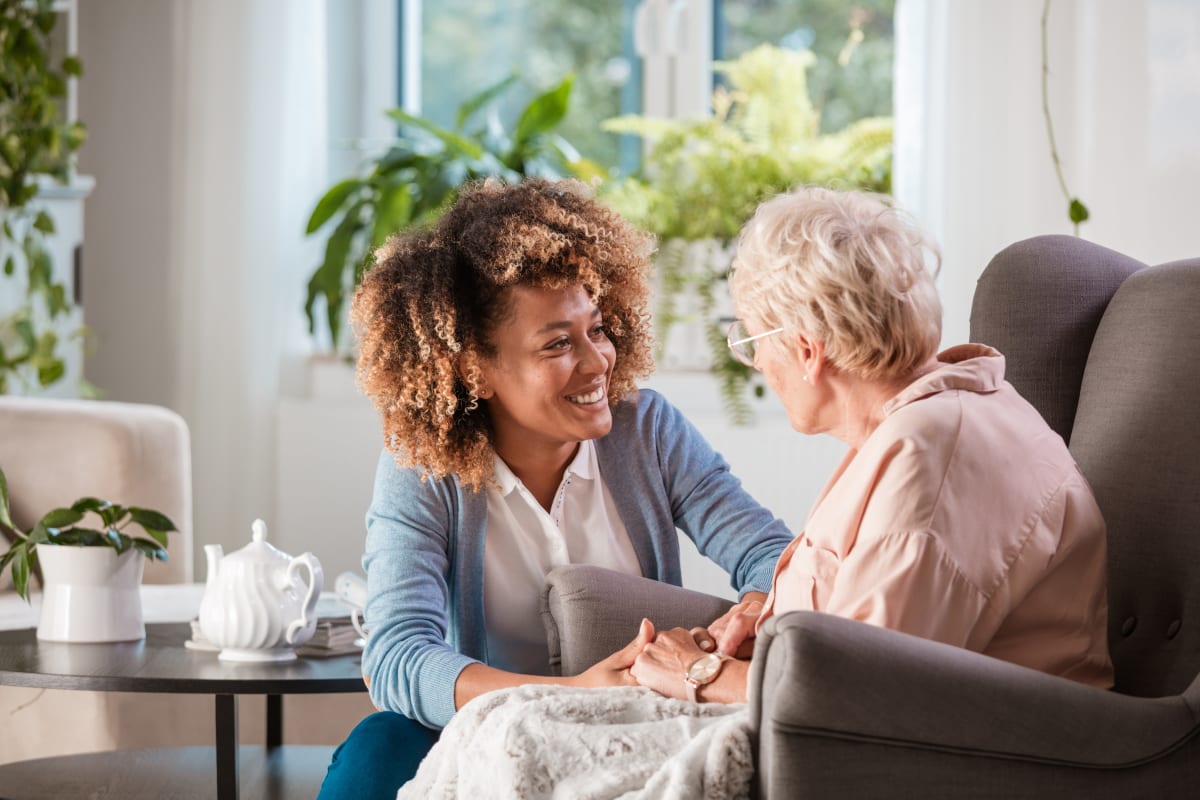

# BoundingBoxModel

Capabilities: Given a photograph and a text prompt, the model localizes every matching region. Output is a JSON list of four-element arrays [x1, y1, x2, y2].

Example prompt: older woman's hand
[[706, 592, 765, 658], [629, 626, 708, 701]]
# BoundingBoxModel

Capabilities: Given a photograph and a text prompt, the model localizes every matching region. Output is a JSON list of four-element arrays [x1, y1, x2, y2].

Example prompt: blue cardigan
[[360, 389, 793, 728]]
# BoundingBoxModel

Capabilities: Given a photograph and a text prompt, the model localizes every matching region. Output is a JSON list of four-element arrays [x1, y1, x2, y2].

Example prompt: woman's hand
[[629, 626, 707, 701], [571, 618, 656, 689], [706, 592, 766, 658]]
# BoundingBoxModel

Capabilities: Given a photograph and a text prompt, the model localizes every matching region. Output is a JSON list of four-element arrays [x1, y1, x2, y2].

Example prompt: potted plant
[[601, 44, 892, 422], [0, 466, 177, 642], [304, 72, 605, 356], [0, 0, 89, 395]]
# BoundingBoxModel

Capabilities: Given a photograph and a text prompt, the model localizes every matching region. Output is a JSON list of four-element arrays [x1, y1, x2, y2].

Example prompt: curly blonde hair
[[352, 178, 656, 490], [730, 187, 942, 382]]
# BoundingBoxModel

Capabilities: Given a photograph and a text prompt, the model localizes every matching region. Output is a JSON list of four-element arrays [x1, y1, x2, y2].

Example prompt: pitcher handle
[[285, 553, 324, 645]]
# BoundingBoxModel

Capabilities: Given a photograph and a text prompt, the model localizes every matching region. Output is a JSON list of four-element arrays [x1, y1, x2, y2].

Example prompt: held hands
[[706, 592, 766, 659], [578, 599, 764, 700], [629, 625, 709, 701], [570, 618, 656, 689]]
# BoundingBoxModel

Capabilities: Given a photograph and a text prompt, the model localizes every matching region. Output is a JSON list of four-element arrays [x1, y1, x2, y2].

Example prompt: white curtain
[[167, 0, 328, 560], [894, 0, 1200, 347]]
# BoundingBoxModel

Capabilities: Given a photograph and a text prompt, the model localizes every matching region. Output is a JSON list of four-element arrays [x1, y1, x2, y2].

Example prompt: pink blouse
[[758, 344, 1114, 687]]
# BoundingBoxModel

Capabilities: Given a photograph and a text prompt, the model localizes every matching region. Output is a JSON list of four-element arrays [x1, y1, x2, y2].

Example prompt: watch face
[[687, 653, 723, 683]]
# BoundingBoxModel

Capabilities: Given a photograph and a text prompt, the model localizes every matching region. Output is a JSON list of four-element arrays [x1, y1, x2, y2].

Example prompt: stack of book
[[297, 604, 364, 658]]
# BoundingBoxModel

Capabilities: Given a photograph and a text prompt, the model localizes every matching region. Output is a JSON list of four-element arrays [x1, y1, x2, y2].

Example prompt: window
[[405, 0, 636, 168], [393, 0, 894, 167], [717, 0, 894, 134]]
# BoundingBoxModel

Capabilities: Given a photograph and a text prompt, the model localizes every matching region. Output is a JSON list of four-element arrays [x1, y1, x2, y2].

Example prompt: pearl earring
[[802, 374, 810, 383]]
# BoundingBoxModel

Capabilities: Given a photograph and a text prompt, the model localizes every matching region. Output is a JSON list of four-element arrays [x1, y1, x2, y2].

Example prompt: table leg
[[267, 694, 283, 750], [216, 693, 239, 800]]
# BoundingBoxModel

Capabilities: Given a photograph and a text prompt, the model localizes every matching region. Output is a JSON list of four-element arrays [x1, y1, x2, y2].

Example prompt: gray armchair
[[541, 235, 1200, 796]]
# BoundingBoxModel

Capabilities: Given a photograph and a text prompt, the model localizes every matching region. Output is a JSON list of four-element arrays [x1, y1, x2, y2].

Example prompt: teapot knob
[[251, 518, 268, 543]]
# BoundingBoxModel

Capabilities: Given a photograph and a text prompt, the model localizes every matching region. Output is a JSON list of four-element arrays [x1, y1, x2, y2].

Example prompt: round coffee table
[[0, 622, 366, 800]]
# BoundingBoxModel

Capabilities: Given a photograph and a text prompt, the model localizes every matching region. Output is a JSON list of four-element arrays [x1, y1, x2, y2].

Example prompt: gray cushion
[[541, 565, 733, 676], [970, 234, 1144, 442]]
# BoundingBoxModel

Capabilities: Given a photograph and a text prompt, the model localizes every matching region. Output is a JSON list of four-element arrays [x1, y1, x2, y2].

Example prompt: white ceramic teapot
[[198, 518, 324, 662]]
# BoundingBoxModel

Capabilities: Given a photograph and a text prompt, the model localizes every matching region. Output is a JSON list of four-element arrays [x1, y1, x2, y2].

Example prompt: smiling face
[[478, 284, 617, 466]]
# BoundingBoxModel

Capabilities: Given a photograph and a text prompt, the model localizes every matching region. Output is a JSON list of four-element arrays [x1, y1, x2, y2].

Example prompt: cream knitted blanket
[[397, 685, 752, 800]]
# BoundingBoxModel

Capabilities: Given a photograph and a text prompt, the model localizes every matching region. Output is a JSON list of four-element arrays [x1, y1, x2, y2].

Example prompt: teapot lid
[[225, 518, 291, 565]]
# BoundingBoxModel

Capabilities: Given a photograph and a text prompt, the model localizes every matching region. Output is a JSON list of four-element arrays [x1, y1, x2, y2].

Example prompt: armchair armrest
[[750, 611, 1200, 798], [541, 565, 734, 676]]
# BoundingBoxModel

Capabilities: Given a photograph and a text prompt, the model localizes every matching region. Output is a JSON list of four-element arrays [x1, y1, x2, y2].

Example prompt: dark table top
[[0, 622, 367, 694]]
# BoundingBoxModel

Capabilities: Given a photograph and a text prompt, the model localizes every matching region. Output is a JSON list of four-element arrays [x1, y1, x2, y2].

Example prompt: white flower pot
[[36, 545, 146, 642]]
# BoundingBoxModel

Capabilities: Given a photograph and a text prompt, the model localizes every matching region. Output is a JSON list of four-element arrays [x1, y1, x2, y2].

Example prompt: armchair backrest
[[1068, 257, 1200, 697], [0, 397, 194, 585], [970, 234, 1145, 442], [971, 236, 1200, 698]]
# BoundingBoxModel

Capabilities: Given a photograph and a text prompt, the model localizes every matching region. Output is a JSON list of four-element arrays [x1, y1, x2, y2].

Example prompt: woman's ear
[[792, 333, 827, 385]]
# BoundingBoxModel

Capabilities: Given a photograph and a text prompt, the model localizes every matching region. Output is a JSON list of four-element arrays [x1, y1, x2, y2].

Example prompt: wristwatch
[[684, 652, 731, 703]]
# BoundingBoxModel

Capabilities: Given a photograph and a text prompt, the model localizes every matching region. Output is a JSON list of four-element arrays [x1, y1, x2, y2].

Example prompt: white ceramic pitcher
[[197, 519, 323, 662]]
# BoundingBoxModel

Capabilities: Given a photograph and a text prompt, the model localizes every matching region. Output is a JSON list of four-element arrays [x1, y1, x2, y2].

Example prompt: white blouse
[[483, 439, 642, 674]]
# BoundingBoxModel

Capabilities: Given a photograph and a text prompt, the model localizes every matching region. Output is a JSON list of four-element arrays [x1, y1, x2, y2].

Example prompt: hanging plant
[[0, 0, 88, 394], [1040, 0, 1089, 235]]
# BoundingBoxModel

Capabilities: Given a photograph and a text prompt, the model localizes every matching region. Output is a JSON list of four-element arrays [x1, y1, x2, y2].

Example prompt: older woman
[[317, 178, 792, 799], [631, 186, 1114, 704]]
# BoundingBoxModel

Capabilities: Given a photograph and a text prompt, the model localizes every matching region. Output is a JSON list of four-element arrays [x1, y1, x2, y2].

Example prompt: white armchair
[[0, 397, 375, 766]]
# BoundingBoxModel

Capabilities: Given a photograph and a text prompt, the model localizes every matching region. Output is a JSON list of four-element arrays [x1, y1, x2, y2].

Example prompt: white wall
[[895, 0, 1200, 347]]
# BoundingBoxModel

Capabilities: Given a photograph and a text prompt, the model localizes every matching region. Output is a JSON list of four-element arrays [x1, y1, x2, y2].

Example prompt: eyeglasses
[[726, 320, 785, 367]]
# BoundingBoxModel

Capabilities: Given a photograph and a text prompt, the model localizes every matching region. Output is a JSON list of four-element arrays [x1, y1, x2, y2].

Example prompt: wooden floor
[[0, 745, 335, 800]]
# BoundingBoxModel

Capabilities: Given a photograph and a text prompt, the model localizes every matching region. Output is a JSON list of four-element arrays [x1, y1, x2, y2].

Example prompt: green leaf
[[11, 544, 31, 602], [131, 538, 168, 562], [39, 507, 84, 528], [29, 522, 50, 544], [128, 508, 178, 535], [512, 75, 574, 158], [62, 56, 83, 77], [3, 256, 14, 276], [70, 497, 108, 514], [46, 283, 69, 317], [454, 73, 520, 130], [51, 527, 107, 547], [32, 210, 55, 234], [305, 178, 364, 234], [304, 207, 361, 347], [0, 467, 12, 531], [35, 354, 64, 387], [1069, 198, 1090, 225], [66, 122, 87, 151], [97, 503, 126, 527], [14, 318, 36, 350], [386, 108, 484, 160], [107, 529, 131, 553], [370, 183, 414, 247]]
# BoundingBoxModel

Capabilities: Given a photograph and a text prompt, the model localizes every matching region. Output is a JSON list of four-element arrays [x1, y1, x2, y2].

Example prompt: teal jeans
[[317, 711, 440, 800]]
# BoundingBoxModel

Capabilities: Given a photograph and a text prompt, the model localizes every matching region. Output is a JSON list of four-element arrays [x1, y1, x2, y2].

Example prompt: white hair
[[730, 186, 942, 381]]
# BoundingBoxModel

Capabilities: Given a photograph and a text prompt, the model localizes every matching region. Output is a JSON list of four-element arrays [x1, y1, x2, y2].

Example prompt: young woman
[[316, 178, 792, 799]]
